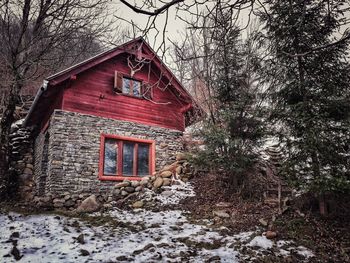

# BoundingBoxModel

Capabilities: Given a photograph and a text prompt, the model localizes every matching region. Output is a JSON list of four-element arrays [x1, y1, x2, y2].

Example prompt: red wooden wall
[[61, 54, 186, 131]]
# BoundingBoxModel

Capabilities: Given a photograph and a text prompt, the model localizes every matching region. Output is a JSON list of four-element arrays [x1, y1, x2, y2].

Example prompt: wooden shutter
[[114, 71, 123, 93], [141, 83, 152, 100]]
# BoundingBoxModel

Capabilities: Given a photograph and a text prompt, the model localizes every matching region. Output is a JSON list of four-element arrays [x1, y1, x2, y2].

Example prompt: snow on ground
[[0, 210, 240, 263], [295, 246, 315, 258], [0, 182, 314, 262], [0, 208, 314, 263], [11, 119, 24, 129], [248, 236, 273, 249], [142, 180, 195, 205]]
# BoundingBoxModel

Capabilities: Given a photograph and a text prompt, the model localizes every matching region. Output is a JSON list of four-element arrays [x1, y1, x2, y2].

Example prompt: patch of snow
[[261, 137, 280, 149], [279, 249, 290, 256], [277, 240, 293, 247], [11, 119, 24, 129], [142, 181, 195, 205], [275, 241, 314, 258], [232, 231, 255, 242], [247, 235, 273, 249], [296, 245, 315, 258]]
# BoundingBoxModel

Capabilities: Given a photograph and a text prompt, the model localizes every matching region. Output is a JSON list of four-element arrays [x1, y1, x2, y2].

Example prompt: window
[[99, 134, 155, 181], [122, 77, 141, 97], [114, 71, 152, 99]]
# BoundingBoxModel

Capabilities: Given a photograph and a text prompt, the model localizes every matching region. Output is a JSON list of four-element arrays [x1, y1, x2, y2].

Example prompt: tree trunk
[[0, 84, 20, 199], [310, 150, 327, 216]]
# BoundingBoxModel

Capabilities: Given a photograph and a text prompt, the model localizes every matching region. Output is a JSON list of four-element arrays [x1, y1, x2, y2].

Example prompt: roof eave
[[23, 80, 49, 126]]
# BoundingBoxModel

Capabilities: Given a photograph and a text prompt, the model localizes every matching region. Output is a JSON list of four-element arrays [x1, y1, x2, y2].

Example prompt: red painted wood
[[117, 140, 122, 176], [62, 53, 187, 131], [25, 38, 203, 129], [180, 103, 193, 113], [98, 134, 155, 181], [133, 143, 138, 177]]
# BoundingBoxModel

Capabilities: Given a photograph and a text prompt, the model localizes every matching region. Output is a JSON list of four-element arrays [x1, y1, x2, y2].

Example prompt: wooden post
[[319, 193, 328, 216], [277, 180, 282, 214]]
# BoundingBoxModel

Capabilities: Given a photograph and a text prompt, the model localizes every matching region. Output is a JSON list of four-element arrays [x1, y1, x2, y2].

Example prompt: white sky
[[112, 1, 187, 51], [111, 1, 254, 65]]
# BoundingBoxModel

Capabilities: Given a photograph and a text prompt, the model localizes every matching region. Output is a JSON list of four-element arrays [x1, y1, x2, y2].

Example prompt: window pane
[[104, 139, 117, 175], [133, 81, 141, 97], [137, 144, 150, 176], [123, 142, 134, 176], [122, 78, 131, 94]]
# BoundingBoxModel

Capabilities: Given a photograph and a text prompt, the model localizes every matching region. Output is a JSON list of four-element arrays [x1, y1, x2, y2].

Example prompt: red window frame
[[99, 134, 156, 181]]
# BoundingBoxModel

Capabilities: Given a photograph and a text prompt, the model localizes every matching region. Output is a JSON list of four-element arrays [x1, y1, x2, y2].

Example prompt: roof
[[24, 37, 204, 127]]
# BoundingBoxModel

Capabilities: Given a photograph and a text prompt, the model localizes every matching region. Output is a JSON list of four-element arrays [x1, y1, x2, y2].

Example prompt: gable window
[[122, 77, 141, 97], [114, 71, 152, 99], [99, 134, 155, 181]]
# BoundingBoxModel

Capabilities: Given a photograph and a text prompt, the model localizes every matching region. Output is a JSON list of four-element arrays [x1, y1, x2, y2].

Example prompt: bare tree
[[118, 0, 350, 57], [170, 20, 218, 123], [0, 0, 114, 198], [170, 12, 266, 124]]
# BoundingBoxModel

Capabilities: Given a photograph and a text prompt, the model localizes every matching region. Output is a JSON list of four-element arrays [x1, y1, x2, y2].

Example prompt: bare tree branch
[[119, 0, 184, 16]]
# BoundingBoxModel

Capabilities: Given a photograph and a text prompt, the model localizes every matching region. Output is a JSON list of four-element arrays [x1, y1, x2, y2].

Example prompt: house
[[24, 37, 200, 197]]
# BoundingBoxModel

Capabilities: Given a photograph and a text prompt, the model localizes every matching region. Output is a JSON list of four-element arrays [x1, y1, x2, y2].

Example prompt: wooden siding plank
[[62, 56, 186, 131]]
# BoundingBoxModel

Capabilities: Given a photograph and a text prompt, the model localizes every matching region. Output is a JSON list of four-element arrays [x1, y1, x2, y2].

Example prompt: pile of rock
[[9, 120, 35, 200], [152, 152, 194, 184], [33, 192, 109, 210], [110, 153, 194, 201]]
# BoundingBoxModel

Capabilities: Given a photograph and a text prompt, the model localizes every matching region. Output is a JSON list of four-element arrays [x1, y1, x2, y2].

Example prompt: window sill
[[99, 175, 148, 181]]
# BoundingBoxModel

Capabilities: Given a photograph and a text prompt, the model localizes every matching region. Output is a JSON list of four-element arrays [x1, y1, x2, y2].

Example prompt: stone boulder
[[265, 231, 277, 239], [175, 166, 182, 175], [161, 162, 178, 173], [176, 152, 187, 161], [160, 171, 172, 178], [132, 201, 144, 209], [213, 210, 230, 218], [162, 178, 171, 186], [153, 177, 163, 188], [115, 181, 130, 188], [76, 195, 100, 213]]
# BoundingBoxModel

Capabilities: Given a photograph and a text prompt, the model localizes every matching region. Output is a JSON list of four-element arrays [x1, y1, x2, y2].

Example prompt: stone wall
[[33, 132, 50, 196], [9, 120, 35, 201], [35, 110, 184, 197]]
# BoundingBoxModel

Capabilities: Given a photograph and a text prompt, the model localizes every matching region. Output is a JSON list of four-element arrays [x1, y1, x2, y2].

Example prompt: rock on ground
[[76, 195, 100, 213]]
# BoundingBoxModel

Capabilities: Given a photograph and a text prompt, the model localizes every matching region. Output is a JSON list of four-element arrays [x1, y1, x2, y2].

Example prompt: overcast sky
[[113, 1, 186, 50], [111, 1, 254, 65]]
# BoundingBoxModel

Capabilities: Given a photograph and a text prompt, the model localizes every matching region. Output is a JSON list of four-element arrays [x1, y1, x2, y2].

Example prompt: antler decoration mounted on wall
[[127, 55, 149, 78], [127, 42, 151, 78], [124, 42, 188, 109]]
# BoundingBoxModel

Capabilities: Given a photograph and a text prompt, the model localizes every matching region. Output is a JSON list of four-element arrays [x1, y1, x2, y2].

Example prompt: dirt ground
[[178, 172, 350, 263]]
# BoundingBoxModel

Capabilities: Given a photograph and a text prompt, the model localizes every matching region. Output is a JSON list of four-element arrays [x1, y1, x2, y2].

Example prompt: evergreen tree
[[261, 0, 350, 210], [197, 11, 265, 193]]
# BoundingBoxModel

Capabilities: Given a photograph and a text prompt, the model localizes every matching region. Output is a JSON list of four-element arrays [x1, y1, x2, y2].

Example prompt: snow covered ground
[[0, 183, 314, 262], [0, 209, 314, 263], [142, 180, 196, 205]]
